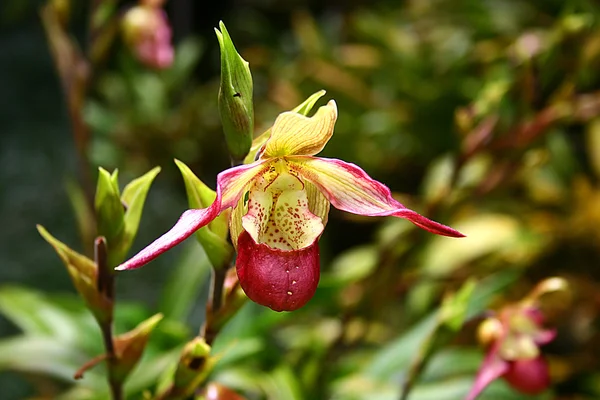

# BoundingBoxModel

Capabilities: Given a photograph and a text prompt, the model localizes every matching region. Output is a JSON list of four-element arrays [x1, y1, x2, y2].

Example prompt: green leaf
[[95, 167, 125, 245], [421, 214, 527, 277], [0, 336, 104, 388], [113, 313, 164, 382], [364, 312, 439, 379], [292, 90, 327, 116], [124, 348, 182, 396], [216, 21, 254, 162], [175, 159, 233, 268], [115, 166, 161, 265], [37, 226, 112, 323], [174, 159, 227, 239], [397, 280, 478, 400], [174, 160, 216, 215], [262, 365, 304, 400], [439, 278, 477, 331], [321, 245, 378, 286], [0, 286, 95, 341], [465, 270, 520, 320]]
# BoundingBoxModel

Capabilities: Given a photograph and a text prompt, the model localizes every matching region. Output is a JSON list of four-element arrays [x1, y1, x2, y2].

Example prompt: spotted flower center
[[242, 169, 324, 251], [498, 310, 545, 361]]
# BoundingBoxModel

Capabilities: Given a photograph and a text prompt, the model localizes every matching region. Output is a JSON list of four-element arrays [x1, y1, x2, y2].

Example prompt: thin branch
[[74, 353, 108, 380]]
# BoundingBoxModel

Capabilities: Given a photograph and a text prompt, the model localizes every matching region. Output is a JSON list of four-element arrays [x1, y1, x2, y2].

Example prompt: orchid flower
[[116, 99, 464, 311], [467, 277, 568, 399], [122, 2, 174, 69]]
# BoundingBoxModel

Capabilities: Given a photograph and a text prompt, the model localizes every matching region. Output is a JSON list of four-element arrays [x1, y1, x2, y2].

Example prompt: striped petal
[[236, 230, 320, 312], [289, 156, 465, 237], [116, 161, 269, 271], [262, 100, 338, 157]]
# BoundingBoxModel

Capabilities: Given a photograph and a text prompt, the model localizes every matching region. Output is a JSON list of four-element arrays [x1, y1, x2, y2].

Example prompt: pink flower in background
[[467, 304, 556, 399], [116, 100, 464, 311], [122, 3, 174, 69]]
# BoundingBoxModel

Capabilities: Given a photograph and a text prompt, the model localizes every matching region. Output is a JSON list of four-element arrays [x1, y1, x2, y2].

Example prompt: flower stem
[[200, 157, 242, 345], [95, 237, 123, 400], [202, 265, 228, 345]]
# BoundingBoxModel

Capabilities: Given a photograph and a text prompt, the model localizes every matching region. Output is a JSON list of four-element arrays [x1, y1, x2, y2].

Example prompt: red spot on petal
[[236, 231, 320, 312]]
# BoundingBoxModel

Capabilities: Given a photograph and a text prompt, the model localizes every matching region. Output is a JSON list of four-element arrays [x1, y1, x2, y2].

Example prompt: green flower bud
[[157, 337, 217, 399], [215, 21, 254, 163], [95, 168, 125, 247]]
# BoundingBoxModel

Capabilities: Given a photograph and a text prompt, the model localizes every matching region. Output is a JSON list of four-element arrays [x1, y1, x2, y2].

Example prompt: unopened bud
[[215, 21, 254, 163], [162, 337, 217, 398], [95, 168, 125, 248]]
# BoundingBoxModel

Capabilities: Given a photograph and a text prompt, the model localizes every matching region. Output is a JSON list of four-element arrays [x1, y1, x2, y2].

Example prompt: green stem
[[95, 237, 122, 400], [202, 265, 228, 346]]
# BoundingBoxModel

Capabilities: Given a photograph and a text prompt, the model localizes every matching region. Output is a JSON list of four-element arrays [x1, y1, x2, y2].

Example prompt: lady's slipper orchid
[[116, 100, 464, 311], [122, 3, 174, 69], [467, 303, 557, 399]]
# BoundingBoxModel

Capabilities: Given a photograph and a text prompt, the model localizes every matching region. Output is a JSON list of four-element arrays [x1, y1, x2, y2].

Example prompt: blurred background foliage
[[1, 0, 600, 399]]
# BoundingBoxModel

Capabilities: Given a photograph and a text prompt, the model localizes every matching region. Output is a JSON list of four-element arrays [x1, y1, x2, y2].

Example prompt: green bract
[[94, 167, 161, 267], [112, 313, 163, 382], [175, 159, 232, 268], [36, 225, 112, 323]]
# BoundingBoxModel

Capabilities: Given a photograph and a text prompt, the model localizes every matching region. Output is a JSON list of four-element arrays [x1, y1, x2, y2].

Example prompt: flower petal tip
[[326, 99, 338, 117]]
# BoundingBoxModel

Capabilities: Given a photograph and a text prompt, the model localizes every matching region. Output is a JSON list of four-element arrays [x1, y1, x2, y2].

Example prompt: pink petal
[[534, 328, 556, 346], [236, 231, 320, 312], [522, 307, 556, 345], [503, 357, 550, 395], [116, 161, 269, 271], [289, 157, 464, 238], [466, 345, 510, 400]]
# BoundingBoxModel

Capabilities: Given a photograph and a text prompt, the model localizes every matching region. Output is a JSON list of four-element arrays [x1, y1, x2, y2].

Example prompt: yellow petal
[[229, 193, 246, 250], [305, 180, 329, 228], [263, 100, 338, 157], [244, 90, 328, 164]]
